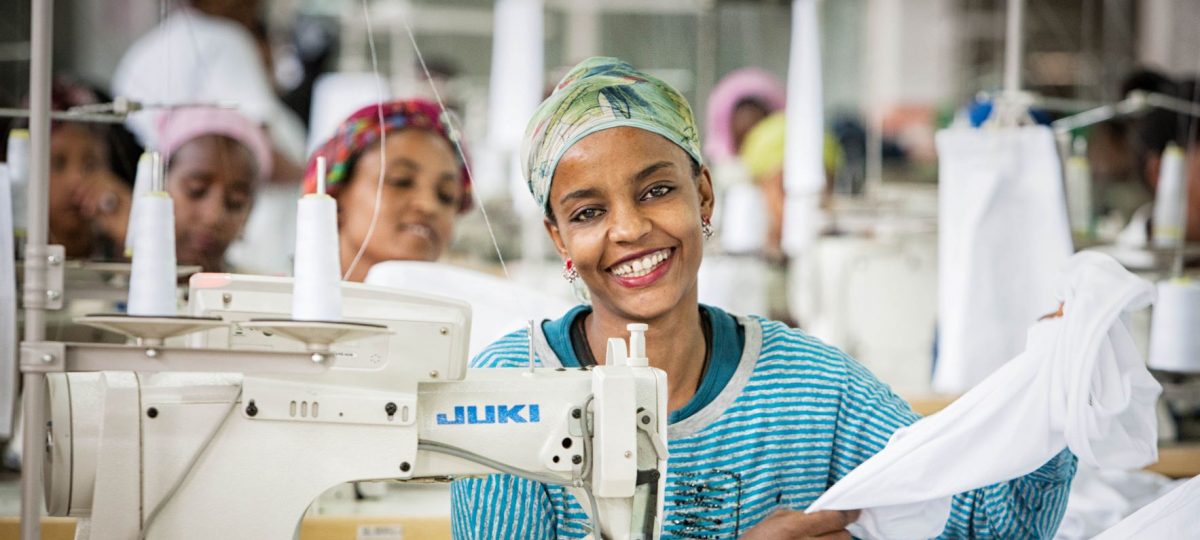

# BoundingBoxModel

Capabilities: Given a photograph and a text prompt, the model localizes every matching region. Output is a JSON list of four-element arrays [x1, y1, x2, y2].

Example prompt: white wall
[[863, 0, 959, 112], [1138, 0, 1200, 76]]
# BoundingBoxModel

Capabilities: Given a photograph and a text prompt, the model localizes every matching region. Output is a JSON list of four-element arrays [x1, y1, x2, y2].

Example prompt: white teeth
[[403, 224, 432, 240], [611, 249, 671, 278]]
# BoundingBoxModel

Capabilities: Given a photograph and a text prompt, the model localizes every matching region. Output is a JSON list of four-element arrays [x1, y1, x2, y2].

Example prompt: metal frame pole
[[1003, 0, 1024, 96], [21, 0, 53, 537]]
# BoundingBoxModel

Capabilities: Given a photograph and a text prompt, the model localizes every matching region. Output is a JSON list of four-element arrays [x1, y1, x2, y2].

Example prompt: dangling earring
[[701, 217, 714, 241], [561, 258, 579, 283]]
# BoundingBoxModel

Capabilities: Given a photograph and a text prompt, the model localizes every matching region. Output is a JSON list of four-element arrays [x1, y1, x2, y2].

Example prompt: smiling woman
[[304, 99, 472, 282], [450, 57, 1078, 540]]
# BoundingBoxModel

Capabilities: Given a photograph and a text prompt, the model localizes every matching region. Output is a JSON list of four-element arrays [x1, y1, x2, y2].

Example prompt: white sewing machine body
[[37, 274, 669, 539]]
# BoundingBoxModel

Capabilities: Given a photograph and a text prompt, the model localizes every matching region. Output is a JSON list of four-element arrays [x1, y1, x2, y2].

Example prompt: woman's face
[[546, 127, 714, 322], [337, 128, 462, 267], [166, 135, 257, 271], [48, 124, 108, 250], [731, 100, 769, 153]]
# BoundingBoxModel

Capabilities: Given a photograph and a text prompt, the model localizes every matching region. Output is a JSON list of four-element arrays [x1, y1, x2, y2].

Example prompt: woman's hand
[[72, 172, 132, 253], [740, 509, 860, 540]]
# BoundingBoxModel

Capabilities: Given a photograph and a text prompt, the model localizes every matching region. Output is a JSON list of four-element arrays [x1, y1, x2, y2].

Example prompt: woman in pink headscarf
[[704, 67, 786, 163], [156, 107, 273, 272]]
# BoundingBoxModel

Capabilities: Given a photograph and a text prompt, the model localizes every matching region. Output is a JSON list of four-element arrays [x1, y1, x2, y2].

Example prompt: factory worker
[[156, 107, 273, 272], [112, 0, 305, 183], [451, 57, 1076, 539], [1120, 77, 1200, 248], [705, 67, 787, 163], [738, 111, 843, 256], [20, 76, 139, 260], [303, 99, 472, 282]]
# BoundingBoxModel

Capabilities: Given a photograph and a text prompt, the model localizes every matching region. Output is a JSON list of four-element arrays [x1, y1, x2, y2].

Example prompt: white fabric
[[224, 183, 300, 275], [306, 72, 392, 154], [808, 252, 1160, 540], [934, 126, 1074, 393], [718, 183, 768, 254], [1091, 475, 1200, 540], [112, 7, 304, 160], [697, 254, 770, 318], [1116, 203, 1153, 248], [364, 261, 574, 359], [1053, 466, 1176, 539]]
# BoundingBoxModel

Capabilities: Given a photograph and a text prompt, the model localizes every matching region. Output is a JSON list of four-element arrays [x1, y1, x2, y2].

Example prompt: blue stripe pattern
[[451, 314, 1076, 539]]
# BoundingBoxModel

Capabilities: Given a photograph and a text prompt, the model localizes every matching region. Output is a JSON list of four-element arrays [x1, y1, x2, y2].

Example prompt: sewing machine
[[28, 274, 668, 539]]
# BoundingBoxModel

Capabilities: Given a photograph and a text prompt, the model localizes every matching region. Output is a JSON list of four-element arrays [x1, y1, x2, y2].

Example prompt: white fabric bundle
[[935, 126, 1073, 393], [807, 252, 1160, 540], [1091, 475, 1200, 540]]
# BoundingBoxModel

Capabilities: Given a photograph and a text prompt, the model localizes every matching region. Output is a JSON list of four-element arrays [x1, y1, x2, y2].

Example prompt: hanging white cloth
[[781, 0, 825, 255], [1091, 475, 1200, 540], [934, 125, 1074, 393], [807, 252, 1160, 540]]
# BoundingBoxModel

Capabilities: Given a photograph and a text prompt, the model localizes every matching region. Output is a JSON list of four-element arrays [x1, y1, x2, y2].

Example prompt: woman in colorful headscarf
[[156, 106, 273, 272], [450, 57, 1075, 539], [304, 99, 472, 282]]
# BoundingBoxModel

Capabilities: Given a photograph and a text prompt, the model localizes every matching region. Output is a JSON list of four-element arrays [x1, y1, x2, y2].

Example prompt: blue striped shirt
[[451, 307, 1076, 539]]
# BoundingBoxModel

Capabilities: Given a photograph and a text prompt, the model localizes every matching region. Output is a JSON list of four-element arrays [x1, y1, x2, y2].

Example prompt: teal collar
[[541, 304, 745, 424]]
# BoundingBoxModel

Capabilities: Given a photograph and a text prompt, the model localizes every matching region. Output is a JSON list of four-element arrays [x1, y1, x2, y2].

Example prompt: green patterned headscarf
[[521, 56, 703, 213]]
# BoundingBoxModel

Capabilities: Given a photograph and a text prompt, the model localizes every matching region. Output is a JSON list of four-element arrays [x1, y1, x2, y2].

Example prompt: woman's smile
[[395, 221, 437, 245], [607, 247, 676, 288]]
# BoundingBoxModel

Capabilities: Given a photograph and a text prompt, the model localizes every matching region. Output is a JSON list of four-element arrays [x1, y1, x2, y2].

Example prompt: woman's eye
[[571, 207, 604, 223], [386, 177, 414, 188], [225, 195, 249, 211], [642, 185, 672, 200], [437, 189, 457, 206]]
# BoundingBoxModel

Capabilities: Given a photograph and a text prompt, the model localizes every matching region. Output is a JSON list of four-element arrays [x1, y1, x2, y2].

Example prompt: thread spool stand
[[76, 152, 224, 346]]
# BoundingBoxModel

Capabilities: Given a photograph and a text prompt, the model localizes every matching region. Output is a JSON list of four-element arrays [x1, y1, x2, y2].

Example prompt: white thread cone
[[292, 193, 343, 321], [127, 192, 177, 316], [1148, 279, 1200, 373], [6, 130, 29, 233], [124, 152, 155, 257], [1152, 143, 1186, 249]]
